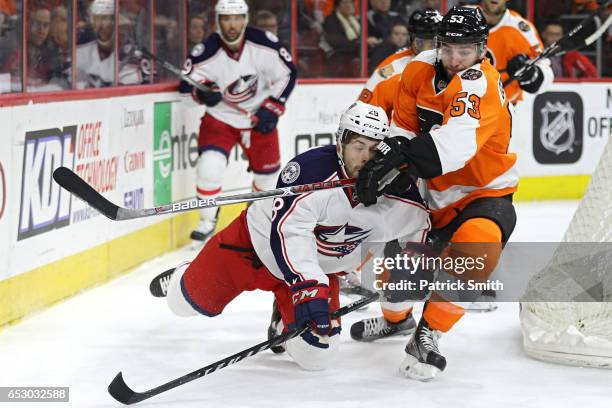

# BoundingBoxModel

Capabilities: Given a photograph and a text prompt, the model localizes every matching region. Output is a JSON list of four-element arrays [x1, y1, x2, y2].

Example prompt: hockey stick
[[108, 291, 380, 405], [504, 0, 612, 86], [52, 166, 355, 221], [135, 47, 258, 125]]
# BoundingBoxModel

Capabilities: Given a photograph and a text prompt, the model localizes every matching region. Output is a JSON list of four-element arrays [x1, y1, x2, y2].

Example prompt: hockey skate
[[149, 268, 175, 297], [190, 219, 216, 249], [267, 300, 285, 354], [465, 289, 498, 313], [399, 318, 446, 381], [350, 314, 416, 342]]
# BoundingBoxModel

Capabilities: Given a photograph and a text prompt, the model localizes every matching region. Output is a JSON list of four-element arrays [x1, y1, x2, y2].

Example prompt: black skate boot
[[267, 300, 285, 354], [149, 268, 175, 297], [350, 314, 416, 342], [399, 318, 446, 381]]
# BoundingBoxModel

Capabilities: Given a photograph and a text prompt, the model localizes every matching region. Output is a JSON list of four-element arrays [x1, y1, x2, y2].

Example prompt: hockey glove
[[253, 97, 285, 134], [192, 80, 222, 107], [506, 54, 544, 93], [290, 280, 331, 347], [356, 137, 408, 207]]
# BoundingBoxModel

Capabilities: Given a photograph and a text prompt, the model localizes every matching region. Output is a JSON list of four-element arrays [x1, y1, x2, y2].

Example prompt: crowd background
[[0, 0, 610, 94]]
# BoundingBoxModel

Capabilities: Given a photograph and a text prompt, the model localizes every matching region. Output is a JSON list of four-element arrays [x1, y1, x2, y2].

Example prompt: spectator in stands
[[187, 14, 207, 51], [253, 9, 278, 36], [541, 19, 598, 78], [420, 0, 441, 11], [0, 0, 18, 92], [26, 5, 67, 90], [368, 21, 408, 72], [367, 0, 406, 46], [323, 0, 361, 76], [48, 5, 72, 89], [322, 0, 364, 77]]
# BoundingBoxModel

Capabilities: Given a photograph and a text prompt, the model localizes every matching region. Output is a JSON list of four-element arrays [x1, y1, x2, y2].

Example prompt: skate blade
[[465, 302, 498, 313], [399, 354, 440, 381]]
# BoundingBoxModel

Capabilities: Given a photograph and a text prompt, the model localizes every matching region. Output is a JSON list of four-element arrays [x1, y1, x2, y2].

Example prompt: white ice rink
[[2, 201, 612, 408]]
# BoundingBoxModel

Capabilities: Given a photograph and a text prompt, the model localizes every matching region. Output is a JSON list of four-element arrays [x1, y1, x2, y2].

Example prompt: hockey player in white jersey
[[75, 0, 143, 88], [179, 0, 297, 245], [159, 101, 430, 371]]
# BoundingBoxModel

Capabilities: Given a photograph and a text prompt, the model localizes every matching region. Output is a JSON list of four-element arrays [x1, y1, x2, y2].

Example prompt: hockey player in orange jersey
[[479, 0, 554, 103], [348, 8, 441, 342], [355, 6, 518, 381], [358, 9, 442, 118]]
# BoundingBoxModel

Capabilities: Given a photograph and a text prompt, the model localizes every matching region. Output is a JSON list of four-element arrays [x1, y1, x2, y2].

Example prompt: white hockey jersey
[[179, 28, 297, 129], [247, 145, 431, 286], [75, 41, 143, 89]]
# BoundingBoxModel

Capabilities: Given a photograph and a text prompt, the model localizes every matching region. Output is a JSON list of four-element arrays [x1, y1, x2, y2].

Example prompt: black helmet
[[408, 8, 443, 40], [436, 6, 488, 44]]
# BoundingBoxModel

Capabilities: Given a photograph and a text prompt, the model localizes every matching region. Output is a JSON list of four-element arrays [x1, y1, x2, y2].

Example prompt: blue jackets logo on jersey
[[314, 223, 372, 258], [224, 74, 258, 103]]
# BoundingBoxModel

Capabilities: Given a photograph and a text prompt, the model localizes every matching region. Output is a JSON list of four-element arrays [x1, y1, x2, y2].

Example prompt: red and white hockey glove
[[191, 80, 222, 107], [290, 280, 331, 339], [253, 97, 285, 134]]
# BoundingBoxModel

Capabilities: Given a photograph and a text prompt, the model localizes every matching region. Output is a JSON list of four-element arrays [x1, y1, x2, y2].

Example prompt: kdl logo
[[18, 126, 77, 240], [533, 92, 583, 164]]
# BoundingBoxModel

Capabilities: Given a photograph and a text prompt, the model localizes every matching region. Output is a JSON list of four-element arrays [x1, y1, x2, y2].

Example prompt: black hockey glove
[[191, 80, 222, 107], [356, 137, 408, 207], [253, 97, 285, 134], [506, 54, 544, 93]]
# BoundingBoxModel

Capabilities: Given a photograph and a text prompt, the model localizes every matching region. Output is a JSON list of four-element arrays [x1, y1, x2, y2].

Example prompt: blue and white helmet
[[215, 0, 249, 46], [336, 101, 389, 170]]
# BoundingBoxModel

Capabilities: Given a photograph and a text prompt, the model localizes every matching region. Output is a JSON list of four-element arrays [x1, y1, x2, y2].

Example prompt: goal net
[[519, 137, 612, 368]]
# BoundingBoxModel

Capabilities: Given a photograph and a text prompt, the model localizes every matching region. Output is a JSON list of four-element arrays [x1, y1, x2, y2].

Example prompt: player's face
[[439, 42, 483, 77], [342, 136, 380, 178], [481, 0, 506, 16], [219, 14, 247, 43]]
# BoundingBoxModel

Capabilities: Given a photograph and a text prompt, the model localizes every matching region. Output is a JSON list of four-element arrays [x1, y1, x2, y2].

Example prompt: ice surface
[[2, 201, 612, 408]]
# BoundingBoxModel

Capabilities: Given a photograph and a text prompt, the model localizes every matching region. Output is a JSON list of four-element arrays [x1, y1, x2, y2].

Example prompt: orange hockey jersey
[[392, 50, 518, 229], [358, 48, 415, 118], [485, 8, 553, 103]]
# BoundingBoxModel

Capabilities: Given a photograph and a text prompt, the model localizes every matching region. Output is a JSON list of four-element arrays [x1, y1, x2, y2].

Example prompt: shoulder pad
[[277, 146, 340, 187], [188, 34, 222, 64], [245, 27, 282, 50]]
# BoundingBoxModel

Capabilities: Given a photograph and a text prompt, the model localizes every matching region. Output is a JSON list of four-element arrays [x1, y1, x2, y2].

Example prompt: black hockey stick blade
[[52, 166, 119, 220], [108, 372, 148, 405], [149, 268, 175, 297], [107, 291, 379, 405]]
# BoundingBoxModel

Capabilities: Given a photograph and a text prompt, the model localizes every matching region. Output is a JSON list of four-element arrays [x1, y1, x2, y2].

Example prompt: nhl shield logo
[[539, 101, 576, 155], [533, 92, 583, 164]]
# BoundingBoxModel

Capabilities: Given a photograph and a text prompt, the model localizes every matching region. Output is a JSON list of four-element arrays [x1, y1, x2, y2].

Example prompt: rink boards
[[0, 81, 610, 327]]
